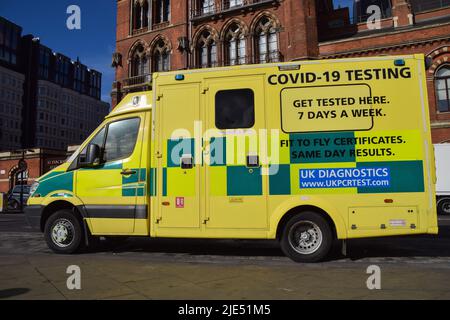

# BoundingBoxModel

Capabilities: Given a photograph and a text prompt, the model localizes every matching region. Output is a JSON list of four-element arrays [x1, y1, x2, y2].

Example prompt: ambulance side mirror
[[80, 144, 102, 168]]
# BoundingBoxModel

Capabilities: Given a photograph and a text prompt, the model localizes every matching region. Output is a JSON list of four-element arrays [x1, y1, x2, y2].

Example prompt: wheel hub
[[51, 219, 74, 248], [444, 203, 450, 214], [289, 221, 323, 255]]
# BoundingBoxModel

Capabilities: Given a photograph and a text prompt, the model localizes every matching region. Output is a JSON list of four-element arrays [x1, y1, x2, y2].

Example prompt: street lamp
[[15, 149, 35, 212]]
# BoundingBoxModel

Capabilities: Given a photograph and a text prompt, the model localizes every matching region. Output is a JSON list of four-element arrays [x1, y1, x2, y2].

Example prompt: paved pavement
[[0, 213, 450, 300]]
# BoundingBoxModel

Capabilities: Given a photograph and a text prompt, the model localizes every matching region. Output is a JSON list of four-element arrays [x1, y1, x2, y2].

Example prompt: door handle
[[121, 169, 137, 176], [181, 155, 194, 169]]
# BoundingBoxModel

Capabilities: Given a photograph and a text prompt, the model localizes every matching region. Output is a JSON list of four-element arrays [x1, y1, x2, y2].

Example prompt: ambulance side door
[[155, 83, 202, 230], [75, 115, 144, 234], [204, 76, 268, 230]]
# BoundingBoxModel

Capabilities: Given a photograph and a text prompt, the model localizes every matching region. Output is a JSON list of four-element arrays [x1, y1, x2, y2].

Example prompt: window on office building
[[39, 47, 51, 79]]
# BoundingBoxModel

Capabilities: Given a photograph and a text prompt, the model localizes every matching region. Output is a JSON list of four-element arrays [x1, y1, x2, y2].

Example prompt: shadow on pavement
[[82, 225, 450, 262], [345, 225, 450, 261], [87, 238, 285, 258], [0, 288, 30, 299]]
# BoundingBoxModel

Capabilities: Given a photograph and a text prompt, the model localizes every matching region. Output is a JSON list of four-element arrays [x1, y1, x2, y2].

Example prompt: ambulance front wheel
[[44, 209, 84, 254], [280, 212, 333, 263]]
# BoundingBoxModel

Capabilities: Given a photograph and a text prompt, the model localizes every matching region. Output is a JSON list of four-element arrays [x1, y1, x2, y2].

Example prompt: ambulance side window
[[103, 118, 140, 162], [215, 89, 255, 129]]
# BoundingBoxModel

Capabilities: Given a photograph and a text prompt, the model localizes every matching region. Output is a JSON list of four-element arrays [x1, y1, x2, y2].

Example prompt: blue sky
[[334, 0, 355, 9], [0, 0, 116, 103]]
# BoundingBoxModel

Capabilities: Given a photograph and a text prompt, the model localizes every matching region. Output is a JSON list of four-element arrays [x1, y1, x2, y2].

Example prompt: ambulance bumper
[[24, 205, 43, 231]]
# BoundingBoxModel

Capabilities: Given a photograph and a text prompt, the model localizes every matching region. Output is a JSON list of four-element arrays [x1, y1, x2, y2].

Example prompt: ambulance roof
[[107, 91, 152, 118]]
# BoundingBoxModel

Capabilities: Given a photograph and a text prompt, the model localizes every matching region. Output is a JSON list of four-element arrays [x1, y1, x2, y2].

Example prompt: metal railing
[[131, 21, 170, 35], [196, 51, 281, 68], [121, 74, 152, 88], [257, 50, 282, 64], [132, 27, 149, 36], [192, 0, 276, 18], [223, 54, 249, 66], [152, 21, 170, 30]]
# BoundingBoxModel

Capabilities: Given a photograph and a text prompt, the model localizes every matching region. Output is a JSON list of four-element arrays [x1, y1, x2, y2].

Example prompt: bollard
[[0, 193, 4, 213]]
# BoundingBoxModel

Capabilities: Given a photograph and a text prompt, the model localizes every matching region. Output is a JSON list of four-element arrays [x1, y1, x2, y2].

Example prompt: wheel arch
[[270, 198, 347, 240], [40, 200, 84, 232]]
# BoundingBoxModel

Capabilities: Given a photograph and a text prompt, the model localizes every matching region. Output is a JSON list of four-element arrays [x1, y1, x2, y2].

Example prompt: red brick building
[[0, 149, 69, 193], [112, 0, 450, 142]]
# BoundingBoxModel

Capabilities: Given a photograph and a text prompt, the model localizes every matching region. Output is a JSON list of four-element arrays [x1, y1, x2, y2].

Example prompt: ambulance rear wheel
[[44, 210, 83, 254], [437, 198, 450, 215], [280, 212, 333, 263]]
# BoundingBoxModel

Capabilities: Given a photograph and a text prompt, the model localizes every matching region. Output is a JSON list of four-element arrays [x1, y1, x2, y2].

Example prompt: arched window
[[224, 23, 246, 66], [197, 30, 217, 68], [131, 44, 149, 77], [153, 39, 170, 72], [254, 16, 279, 64], [436, 65, 450, 113]]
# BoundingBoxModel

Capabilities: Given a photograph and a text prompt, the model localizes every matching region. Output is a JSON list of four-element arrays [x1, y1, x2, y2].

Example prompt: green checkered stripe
[[161, 134, 425, 197], [270, 132, 424, 195], [163, 137, 262, 196]]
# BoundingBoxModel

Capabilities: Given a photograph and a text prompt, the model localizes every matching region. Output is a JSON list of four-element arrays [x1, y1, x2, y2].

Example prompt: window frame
[[435, 65, 450, 113], [71, 117, 141, 170], [254, 17, 279, 64], [224, 23, 246, 66], [131, 44, 149, 77], [215, 88, 255, 130], [103, 117, 141, 163], [153, 39, 170, 72]]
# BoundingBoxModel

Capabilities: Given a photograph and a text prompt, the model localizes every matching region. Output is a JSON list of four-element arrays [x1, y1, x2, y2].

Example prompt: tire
[[7, 199, 19, 211], [280, 212, 333, 263], [44, 209, 84, 254], [437, 198, 450, 216]]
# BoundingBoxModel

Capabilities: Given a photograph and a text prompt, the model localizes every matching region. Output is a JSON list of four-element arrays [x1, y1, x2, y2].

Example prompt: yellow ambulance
[[25, 54, 438, 262]]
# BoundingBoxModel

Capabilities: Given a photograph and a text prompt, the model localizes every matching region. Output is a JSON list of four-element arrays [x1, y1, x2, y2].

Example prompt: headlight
[[29, 181, 39, 197]]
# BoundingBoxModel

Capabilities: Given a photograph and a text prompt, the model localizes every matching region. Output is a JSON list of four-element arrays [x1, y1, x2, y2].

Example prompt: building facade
[[0, 16, 110, 153], [0, 67, 25, 151], [0, 148, 70, 193], [112, 0, 450, 142], [112, 0, 318, 105], [0, 17, 25, 151]]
